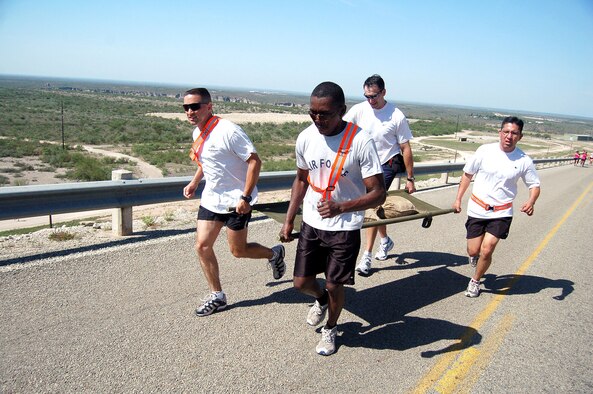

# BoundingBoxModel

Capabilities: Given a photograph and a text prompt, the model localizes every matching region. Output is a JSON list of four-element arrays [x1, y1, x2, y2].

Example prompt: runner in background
[[344, 74, 416, 275]]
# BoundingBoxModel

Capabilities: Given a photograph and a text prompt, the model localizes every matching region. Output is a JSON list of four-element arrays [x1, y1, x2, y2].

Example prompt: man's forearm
[[244, 155, 261, 195]]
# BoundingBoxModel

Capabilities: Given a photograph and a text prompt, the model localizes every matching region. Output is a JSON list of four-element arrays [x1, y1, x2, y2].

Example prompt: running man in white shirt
[[453, 116, 541, 297], [279, 82, 386, 356], [344, 74, 416, 275], [182, 88, 286, 317]]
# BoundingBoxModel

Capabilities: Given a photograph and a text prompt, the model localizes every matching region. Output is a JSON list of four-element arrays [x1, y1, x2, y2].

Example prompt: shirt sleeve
[[343, 105, 358, 123], [463, 146, 484, 175], [522, 161, 541, 189], [295, 132, 308, 170], [230, 125, 256, 161], [358, 137, 383, 179], [394, 116, 413, 145]]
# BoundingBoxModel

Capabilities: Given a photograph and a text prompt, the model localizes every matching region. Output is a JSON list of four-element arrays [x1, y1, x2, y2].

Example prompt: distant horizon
[[2, 1, 591, 119], [3, 73, 592, 123]]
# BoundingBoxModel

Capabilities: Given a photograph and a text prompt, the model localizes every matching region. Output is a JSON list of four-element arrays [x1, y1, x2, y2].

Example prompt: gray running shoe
[[307, 300, 328, 326], [465, 279, 480, 298], [374, 237, 394, 260], [469, 255, 479, 267], [355, 253, 372, 275], [269, 244, 286, 280], [316, 326, 337, 356], [196, 292, 227, 317]]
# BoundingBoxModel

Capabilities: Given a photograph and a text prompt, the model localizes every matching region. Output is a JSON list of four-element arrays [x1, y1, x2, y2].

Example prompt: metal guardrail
[[0, 159, 571, 222]]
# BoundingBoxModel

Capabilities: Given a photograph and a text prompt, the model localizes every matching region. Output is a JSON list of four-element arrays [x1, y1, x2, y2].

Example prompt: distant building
[[576, 135, 593, 141]]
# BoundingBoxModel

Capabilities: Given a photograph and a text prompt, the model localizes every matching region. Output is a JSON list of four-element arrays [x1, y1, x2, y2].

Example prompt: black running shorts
[[198, 205, 251, 231], [465, 216, 513, 240], [294, 222, 361, 285]]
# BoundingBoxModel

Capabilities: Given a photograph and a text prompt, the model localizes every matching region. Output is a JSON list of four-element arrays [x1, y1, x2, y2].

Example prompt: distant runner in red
[[453, 116, 541, 298]]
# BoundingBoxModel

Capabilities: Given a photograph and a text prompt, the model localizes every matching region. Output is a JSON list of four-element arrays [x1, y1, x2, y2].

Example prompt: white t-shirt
[[296, 122, 383, 231], [344, 101, 413, 164], [192, 118, 258, 213], [464, 143, 540, 219]]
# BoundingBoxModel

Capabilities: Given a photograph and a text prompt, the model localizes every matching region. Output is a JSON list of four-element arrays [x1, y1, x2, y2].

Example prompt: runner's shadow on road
[[233, 262, 480, 356], [482, 273, 574, 300], [338, 265, 479, 355], [339, 317, 481, 358], [365, 251, 466, 276]]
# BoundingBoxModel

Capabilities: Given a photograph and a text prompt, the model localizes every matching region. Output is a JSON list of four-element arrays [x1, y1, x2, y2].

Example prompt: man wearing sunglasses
[[343, 74, 416, 276], [279, 82, 386, 355], [182, 88, 286, 317]]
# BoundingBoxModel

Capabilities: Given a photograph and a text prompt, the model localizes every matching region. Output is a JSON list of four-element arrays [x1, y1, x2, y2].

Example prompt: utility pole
[[61, 100, 65, 150]]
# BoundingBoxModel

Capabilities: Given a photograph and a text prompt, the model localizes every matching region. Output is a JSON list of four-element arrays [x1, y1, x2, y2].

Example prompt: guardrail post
[[112, 170, 134, 236]]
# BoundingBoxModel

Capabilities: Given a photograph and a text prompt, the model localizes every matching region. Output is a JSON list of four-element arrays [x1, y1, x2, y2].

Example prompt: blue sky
[[1, 0, 592, 118]]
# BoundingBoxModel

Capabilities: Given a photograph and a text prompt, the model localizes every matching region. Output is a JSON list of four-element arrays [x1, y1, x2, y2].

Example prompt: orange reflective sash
[[307, 122, 359, 201], [471, 194, 513, 212], [189, 116, 220, 166]]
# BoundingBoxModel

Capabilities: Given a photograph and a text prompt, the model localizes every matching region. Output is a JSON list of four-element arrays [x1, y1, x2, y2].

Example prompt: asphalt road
[[1, 164, 592, 393]]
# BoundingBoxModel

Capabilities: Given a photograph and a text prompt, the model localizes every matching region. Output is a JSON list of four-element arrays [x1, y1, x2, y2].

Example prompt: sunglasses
[[183, 103, 205, 112], [309, 109, 339, 121], [364, 92, 382, 100]]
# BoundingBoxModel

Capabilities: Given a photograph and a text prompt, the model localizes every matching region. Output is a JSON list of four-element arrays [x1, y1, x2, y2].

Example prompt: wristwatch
[[240, 195, 253, 203], [407, 176, 415, 182]]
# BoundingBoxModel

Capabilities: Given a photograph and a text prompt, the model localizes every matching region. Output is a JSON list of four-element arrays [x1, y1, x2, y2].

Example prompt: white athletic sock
[[380, 236, 390, 244], [213, 291, 225, 299]]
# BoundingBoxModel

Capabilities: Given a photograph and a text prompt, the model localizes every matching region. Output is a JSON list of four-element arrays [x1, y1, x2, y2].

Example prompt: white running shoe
[[465, 279, 480, 298], [469, 255, 479, 268], [374, 237, 394, 260], [316, 326, 337, 356], [307, 300, 328, 326], [195, 292, 227, 317], [355, 253, 372, 275]]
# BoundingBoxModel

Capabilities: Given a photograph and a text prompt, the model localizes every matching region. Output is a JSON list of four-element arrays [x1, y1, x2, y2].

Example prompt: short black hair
[[501, 116, 524, 133], [311, 81, 345, 108], [184, 88, 212, 103], [364, 74, 385, 91]]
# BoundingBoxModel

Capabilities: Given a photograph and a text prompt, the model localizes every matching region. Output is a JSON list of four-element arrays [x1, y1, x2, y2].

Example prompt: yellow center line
[[412, 181, 593, 394], [436, 313, 516, 393]]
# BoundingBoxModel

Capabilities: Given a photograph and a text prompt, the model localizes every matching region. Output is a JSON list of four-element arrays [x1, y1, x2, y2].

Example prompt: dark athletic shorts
[[198, 205, 251, 231], [382, 154, 406, 190], [465, 216, 513, 240], [294, 222, 361, 285]]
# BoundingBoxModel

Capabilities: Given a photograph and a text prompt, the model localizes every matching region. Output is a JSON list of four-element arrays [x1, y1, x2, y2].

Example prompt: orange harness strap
[[307, 122, 359, 201], [471, 194, 513, 212], [189, 116, 220, 166]]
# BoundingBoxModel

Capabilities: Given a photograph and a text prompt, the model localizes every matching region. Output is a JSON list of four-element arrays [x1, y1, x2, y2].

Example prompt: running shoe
[[316, 325, 337, 356], [374, 237, 394, 260], [469, 255, 479, 268], [465, 279, 480, 298], [269, 244, 286, 280], [195, 292, 227, 317], [355, 253, 372, 275], [307, 300, 328, 326]]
